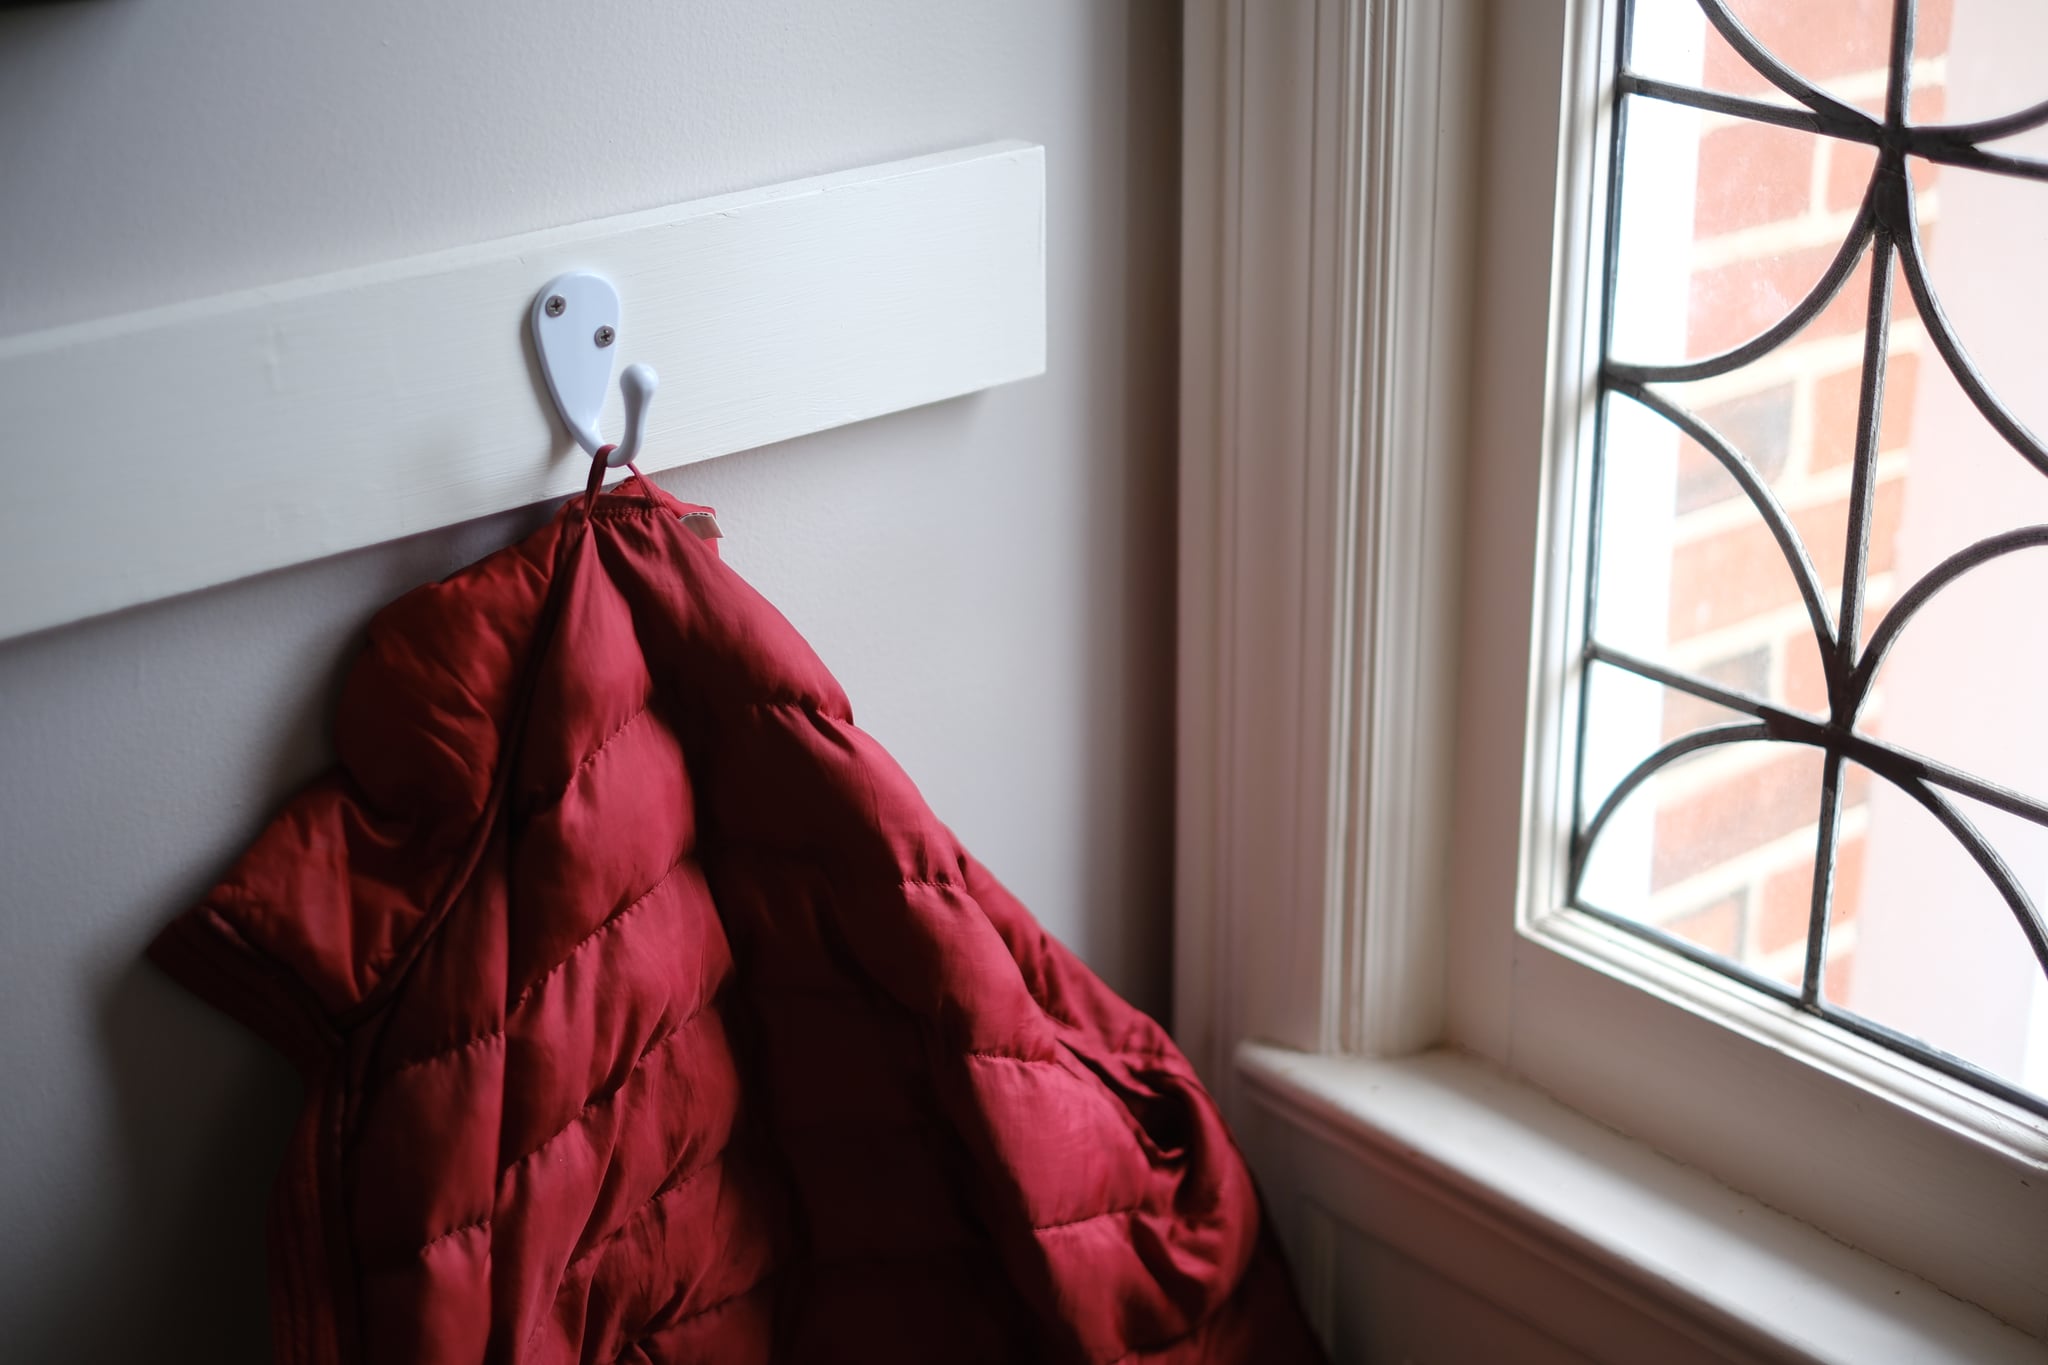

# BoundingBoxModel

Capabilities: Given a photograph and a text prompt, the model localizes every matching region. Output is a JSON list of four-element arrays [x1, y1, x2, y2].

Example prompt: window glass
[[1572, 0, 2048, 1110]]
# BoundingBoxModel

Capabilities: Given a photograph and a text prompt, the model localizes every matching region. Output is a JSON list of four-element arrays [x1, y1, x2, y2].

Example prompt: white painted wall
[[0, 3, 1180, 1358]]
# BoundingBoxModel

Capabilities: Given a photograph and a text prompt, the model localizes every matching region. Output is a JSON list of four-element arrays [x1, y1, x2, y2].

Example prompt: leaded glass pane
[[1572, 0, 2048, 1112]]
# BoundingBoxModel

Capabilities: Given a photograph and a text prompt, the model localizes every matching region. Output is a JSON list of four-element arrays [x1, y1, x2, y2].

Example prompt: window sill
[[1237, 1042, 2047, 1364]]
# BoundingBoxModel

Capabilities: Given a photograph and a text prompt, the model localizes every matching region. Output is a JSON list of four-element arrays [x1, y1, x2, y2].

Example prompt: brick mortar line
[[1691, 191, 1942, 274], [1692, 207, 1863, 273], [1637, 324, 1926, 408], [1603, 723, 1815, 805], [1590, 687, 1894, 813], [1660, 569, 1897, 664], [1752, 921, 1862, 988], [1689, 58, 1947, 136], [1639, 806, 1873, 922], [1669, 449, 1911, 545]]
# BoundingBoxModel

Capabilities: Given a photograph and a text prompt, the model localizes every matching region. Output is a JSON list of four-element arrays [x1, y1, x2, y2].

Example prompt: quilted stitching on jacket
[[149, 475, 1324, 1364]]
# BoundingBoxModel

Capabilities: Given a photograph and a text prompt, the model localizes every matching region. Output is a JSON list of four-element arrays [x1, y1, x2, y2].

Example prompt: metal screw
[[545, 295, 566, 317], [594, 325, 616, 348]]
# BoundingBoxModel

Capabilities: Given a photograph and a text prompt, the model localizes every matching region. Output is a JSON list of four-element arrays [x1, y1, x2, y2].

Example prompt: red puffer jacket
[[150, 470, 1325, 1364]]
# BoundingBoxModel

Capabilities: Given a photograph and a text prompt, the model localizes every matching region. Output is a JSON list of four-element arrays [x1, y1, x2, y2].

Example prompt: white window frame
[[1175, 0, 2048, 1354]]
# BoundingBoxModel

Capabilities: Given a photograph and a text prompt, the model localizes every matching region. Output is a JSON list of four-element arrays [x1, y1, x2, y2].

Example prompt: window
[[1474, 0, 2048, 1327], [1179, 0, 2048, 1339], [1561, 0, 2048, 1116]]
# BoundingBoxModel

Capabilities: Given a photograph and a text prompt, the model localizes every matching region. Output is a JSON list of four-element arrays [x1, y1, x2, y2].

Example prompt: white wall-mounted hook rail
[[0, 141, 1045, 643], [531, 271, 658, 467]]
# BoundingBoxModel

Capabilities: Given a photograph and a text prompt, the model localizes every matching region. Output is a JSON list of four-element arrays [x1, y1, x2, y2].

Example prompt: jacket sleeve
[[148, 522, 560, 1065], [146, 773, 441, 1068]]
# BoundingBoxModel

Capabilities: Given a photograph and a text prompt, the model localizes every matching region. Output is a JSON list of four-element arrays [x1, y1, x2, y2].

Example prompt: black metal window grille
[[1571, 0, 2048, 1116]]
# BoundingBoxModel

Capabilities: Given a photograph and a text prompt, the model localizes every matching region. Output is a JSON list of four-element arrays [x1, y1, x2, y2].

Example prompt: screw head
[[594, 325, 616, 348], [544, 294, 566, 317]]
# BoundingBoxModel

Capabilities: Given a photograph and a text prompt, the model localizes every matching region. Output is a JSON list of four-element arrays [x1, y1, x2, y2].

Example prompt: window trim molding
[[1174, 0, 1477, 1088], [1176, 0, 2048, 1343]]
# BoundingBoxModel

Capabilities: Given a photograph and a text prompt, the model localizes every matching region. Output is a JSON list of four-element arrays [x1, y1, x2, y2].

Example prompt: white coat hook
[[531, 272, 658, 468]]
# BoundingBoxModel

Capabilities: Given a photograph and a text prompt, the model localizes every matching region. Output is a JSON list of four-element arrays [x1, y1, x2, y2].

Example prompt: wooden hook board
[[0, 141, 1047, 642]]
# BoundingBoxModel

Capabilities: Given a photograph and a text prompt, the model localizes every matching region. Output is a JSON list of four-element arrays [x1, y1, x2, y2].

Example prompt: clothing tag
[[680, 511, 723, 541]]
